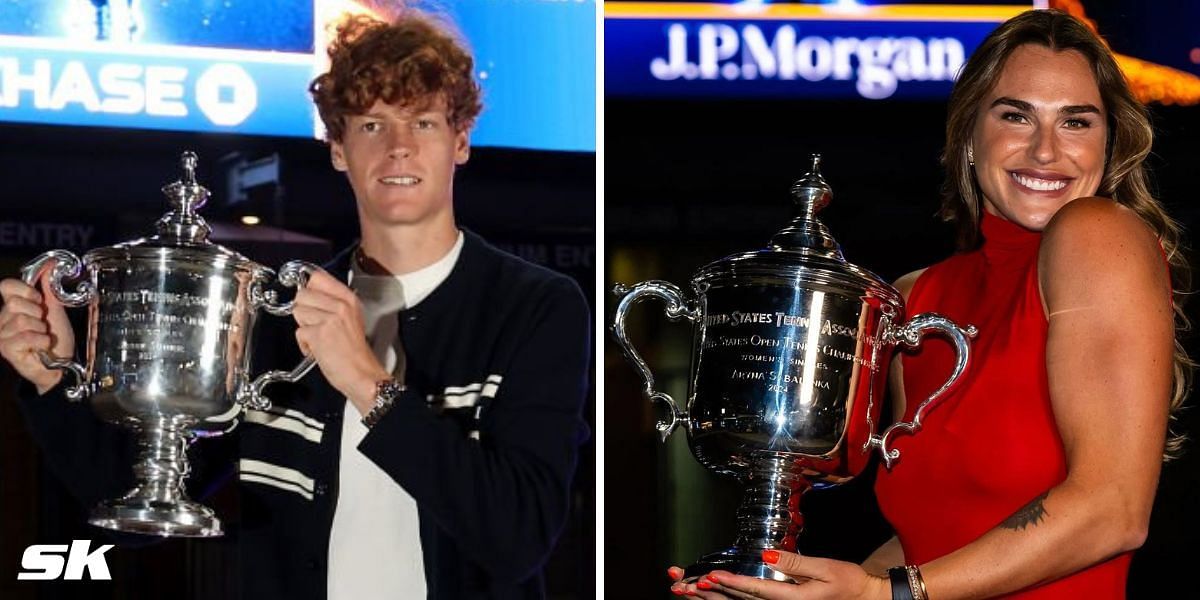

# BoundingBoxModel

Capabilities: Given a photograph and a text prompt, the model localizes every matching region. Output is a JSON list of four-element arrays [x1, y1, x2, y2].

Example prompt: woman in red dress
[[672, 9, 1189, 600]]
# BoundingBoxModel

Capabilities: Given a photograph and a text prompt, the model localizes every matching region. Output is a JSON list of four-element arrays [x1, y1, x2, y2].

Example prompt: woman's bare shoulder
[[1042, 197, 1158, 253], [1040, 197, 1166, 310]]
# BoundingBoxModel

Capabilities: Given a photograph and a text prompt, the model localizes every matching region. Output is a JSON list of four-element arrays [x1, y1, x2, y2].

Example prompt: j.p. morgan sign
[[605, 4, 1025, 100]]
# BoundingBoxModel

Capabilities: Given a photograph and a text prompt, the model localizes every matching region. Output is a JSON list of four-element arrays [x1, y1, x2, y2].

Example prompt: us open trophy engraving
[[21, 152, 318, 537], [612, 155, 978, 581]]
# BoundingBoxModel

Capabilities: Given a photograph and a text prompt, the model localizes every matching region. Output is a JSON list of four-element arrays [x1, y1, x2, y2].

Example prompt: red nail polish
[[762, 549, 780, 564], [706, 574, 720, 583], [697, 581, 713, 590], [671, 589, 685, 596]]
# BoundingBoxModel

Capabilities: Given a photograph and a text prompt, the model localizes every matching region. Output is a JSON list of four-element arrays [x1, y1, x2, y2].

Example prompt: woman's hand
[[669, 565, 742, 599], [669, 551, 890, 599]]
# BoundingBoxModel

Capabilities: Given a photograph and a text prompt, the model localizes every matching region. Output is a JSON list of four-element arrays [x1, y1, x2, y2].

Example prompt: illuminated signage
[[649, 23, 966, 99], [0, 37, 313, 136], [606, 2, 1039, 100], [0, 1, 596, 152]]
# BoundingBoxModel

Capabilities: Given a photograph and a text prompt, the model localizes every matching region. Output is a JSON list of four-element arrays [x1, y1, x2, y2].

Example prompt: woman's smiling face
[[971, 44, 1108, 231]]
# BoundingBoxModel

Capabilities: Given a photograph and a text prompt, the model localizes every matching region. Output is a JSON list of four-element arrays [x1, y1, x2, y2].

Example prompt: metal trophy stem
[[687, 455, 810, 581], [90, 424, 219, 537]]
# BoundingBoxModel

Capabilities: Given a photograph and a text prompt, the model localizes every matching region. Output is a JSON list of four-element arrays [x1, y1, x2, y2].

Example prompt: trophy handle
[[19, 250, 95, 400], [866, 311, 978, 469], [611, 280, 699, 442], [239, 261, 321, 411]]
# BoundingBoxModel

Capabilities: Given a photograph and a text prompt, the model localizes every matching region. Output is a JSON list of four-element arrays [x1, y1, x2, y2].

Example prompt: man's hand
[[291, 269, 390, 415], [0, 269, 76, 394]]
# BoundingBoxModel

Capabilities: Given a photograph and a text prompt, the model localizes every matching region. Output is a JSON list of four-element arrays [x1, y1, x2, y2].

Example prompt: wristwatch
[[362, 378, 405, 428]]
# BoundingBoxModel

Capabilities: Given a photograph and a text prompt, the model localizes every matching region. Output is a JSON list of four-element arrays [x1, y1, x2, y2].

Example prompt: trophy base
[[684, 547, 794, 583], [90, 497, 223, 538]]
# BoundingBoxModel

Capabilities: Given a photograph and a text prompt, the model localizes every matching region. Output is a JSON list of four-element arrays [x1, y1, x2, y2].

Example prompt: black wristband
[[888, 567, 915, 600]]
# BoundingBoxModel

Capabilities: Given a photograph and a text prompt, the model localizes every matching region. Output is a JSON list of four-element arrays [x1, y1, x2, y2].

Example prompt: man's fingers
[[291, 304, 334, 327], [294, 329, 313, 356], [0, 278, 40, 302], [2, 275, 69, 327], [293, 285, 360, 322], [301, 268, 354, 301], [0, 314, 49, 339], [12, 331, 53, 354], [302, 268, 337, 288], [293, 286, 339, 309], [293, 278, 363, 333], [1, 295, 45, 320], [23, 331, 53, 351]]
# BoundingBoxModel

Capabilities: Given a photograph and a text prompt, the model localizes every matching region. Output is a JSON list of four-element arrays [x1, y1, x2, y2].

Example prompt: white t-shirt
[[327, 232, 464, 600]]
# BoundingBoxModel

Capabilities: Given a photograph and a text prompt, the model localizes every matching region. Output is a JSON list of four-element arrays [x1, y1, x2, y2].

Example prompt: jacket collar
[[327, 229, 491, 315]]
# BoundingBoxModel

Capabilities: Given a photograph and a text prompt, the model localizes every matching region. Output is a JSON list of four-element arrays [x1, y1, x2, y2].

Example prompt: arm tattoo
[[1001, 491, 1049, 530]]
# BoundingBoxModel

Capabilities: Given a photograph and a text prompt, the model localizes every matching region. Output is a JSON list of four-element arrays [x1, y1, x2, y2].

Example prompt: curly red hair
[[309, 12, 483, 142]]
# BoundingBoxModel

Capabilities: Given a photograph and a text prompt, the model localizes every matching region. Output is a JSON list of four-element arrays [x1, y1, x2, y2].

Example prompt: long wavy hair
[[940, 9, 1192, 458]]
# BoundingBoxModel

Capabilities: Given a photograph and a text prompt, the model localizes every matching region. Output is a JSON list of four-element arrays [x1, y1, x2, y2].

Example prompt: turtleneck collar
[[980, 210, 1042, 266]]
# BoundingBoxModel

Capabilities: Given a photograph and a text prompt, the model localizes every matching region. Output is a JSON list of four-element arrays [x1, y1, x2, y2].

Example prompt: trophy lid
[[695, 154, 898, 302], [155, 150, 213, 244], [769, 154, 841, 258], [86, 152, 258, 270]]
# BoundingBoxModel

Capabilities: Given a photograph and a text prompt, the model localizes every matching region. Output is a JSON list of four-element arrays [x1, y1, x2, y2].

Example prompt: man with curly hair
[[277, 10, 591, 600], [1, 9, 589, 600]]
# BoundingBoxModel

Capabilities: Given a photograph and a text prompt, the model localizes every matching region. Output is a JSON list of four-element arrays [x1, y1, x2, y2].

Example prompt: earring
[[967, 147, 974, 166]]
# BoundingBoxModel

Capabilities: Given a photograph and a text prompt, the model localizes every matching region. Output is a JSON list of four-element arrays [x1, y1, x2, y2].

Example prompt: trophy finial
[[789, 152, 833, 215], [181, 151, 198, 185], [769, 153, 841, 257], [166, 150, 207, 211], [157, 151, 212, 243]]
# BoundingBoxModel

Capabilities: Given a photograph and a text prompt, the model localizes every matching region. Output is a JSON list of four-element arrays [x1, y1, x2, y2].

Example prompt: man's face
[[331, 97, 470, 229]]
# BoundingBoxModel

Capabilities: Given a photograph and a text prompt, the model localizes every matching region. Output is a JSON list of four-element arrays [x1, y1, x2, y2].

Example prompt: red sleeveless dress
[[873, 211, 1130, 598]]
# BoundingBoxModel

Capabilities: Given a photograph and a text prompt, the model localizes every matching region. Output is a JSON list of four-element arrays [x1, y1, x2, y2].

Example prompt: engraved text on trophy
[[689, 287, 877, 468]]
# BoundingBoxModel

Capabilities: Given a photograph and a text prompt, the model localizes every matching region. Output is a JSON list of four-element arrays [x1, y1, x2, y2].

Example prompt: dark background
[[0, 123, 596, 599], [603, 4, 1200, 597]]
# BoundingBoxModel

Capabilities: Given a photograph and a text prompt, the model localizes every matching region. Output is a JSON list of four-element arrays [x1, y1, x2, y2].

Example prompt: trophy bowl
[[612, 155, 977, 580], [20, 152, 317, 537]]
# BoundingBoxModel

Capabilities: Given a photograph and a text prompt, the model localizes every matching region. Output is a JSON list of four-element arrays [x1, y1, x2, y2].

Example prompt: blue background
[[0, 0, 597, 152]]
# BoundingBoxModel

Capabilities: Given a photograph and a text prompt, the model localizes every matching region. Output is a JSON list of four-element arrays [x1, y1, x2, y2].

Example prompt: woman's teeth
[[1011, 172, 1067, 191]]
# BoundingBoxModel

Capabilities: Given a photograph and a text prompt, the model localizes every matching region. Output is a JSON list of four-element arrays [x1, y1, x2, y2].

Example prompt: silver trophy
[[21, 152, 318, 537], [612, 155, 977, 580]]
